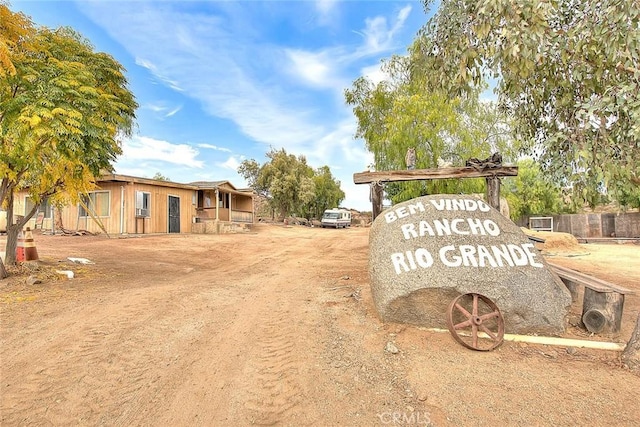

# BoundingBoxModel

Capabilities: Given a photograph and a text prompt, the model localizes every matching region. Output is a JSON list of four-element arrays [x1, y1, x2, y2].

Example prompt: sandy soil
[[1, 225, 639, 426]]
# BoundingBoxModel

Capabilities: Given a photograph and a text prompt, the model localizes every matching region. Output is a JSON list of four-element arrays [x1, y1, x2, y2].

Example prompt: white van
[[321, 209, 351, 228]]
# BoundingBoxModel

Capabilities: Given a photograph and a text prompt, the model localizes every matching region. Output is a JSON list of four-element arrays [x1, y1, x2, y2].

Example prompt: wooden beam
[[353, 166, 518, 184]]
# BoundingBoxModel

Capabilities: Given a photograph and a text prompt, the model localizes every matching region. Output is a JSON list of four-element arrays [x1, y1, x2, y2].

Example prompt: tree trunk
[[55, 205, 64, 230], [4, 223, 20, 266], [581, 288, 624, 334], [0, 257, 7, 279], [3, 193, 36, 266], [622, 312, 640, 370]]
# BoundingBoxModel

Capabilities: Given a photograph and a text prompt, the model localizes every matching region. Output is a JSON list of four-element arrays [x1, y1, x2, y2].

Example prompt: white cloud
[[146, 103, 165, 113], [144, 102, 183, 118], [198, 143, 232, 153], [165, 105, 182, 117], [353, 4, 412, 57], [285, 49, 333, 87], [135, 57, 183, 92], [285, 6, 411, 91], [118, 135, 204, 168], [216, 155, 245, 171], [315, 0, 337, 16], [360, 62, 387, 85], [314, 0, 339, 26]]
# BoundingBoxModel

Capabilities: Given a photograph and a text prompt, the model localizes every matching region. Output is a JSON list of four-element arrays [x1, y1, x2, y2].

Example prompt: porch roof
[[190, 181, 254, 198]]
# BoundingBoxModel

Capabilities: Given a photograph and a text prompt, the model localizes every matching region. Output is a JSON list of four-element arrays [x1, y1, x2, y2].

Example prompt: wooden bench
[[548, 262, 636, 334]]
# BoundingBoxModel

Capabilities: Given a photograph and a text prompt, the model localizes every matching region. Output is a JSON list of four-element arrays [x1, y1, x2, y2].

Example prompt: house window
[[135, 191, 151, 217], [25, 197, 52, 218], [79, 191, 110, 217]]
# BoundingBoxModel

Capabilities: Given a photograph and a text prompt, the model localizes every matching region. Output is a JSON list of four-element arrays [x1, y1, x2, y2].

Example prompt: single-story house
[[12, 174, 255, 235]]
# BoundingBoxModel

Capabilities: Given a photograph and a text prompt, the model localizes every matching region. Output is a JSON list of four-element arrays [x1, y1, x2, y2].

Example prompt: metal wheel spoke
[[479, 324, 497, 340], [471, 324, 478, 348], [479, 311, 500, 321], [454, 319, 472, 330], [454, 303, 472, 318], [472, 294, 479, 316]]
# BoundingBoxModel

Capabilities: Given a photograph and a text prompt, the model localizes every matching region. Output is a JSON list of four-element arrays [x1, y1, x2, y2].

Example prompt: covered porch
[[191, 181, 255, 232]]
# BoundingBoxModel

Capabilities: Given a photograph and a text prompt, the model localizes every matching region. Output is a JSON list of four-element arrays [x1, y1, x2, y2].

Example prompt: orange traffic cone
[[16, 229, 25, 262], [24, 227, 39, 261]]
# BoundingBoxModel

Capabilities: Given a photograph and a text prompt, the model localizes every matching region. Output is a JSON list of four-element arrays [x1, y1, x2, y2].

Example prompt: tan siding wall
[[233, 195, 253, 212], [14, 183, 196, 234], [218, 208, 230, 221], [118, 183, 196, 234]]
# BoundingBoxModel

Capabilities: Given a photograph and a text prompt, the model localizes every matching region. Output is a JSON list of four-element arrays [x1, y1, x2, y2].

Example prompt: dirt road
[[1, 225, 639, 426]]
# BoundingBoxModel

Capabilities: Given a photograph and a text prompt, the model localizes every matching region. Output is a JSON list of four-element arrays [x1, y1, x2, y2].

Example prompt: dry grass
[[521, 228, 589, 256]]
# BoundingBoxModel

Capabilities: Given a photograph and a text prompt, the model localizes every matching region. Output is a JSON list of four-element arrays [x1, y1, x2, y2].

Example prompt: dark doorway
[[168, 196, 180, 233]]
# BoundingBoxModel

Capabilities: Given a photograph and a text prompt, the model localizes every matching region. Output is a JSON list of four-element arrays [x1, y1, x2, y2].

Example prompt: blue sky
[[13, 0, 433, 211]]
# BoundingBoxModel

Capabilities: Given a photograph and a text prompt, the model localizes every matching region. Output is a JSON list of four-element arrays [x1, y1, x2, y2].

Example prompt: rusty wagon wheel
[[447, 293, 505, 351]]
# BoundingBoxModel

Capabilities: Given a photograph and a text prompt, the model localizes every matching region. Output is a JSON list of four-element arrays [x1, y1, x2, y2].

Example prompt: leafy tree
[[0, 4, 137, 271], [345, 49, 515, 204], [616, 186, 640, 211], [152, 172, 170, 181], [304, 166, 345, 219], [414, 0, 640, 209], [237, 159, 263, 195], [0, 1, 31, 77], [503, 158, 569, 220], [238, 148, 344, 219]]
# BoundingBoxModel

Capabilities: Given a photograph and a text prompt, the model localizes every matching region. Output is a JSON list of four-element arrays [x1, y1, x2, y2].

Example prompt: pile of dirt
[[521, 228, 589, 256]]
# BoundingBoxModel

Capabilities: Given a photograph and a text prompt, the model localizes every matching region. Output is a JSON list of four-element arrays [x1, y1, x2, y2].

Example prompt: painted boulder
[[369, 195, 571, 334]]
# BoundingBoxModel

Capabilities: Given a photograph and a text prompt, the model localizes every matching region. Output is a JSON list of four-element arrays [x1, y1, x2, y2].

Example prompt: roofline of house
[[190, 180, 236, 190], [98, 174, 255, 196], [99, 173, 198, 190]]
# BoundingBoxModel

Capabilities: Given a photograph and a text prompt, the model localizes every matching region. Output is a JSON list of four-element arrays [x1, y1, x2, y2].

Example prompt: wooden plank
[[353, 166, 518, 184], [552, 267, 624, 294], [548, 262, 636, 295]]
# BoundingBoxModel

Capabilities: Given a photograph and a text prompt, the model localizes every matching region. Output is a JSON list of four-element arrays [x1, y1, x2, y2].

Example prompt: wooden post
[[559, 278, 580, 303], [485, 177, 501, 211], [371, 183, 383, 220], [581, 288, 625, 333]]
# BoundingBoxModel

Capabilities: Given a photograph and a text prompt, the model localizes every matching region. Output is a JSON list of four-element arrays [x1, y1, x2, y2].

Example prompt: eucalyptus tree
[[345, 48, 515, 204], [305, 166, 345, 219], [239, 148, 316, 219], [414, 0, 640, 209], [503, 158, 569, 220], [239, 149, 345, 220]]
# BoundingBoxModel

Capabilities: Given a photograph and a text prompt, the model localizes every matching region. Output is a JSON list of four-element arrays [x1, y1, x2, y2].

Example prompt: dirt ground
[[1, 225, 639, 426]]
